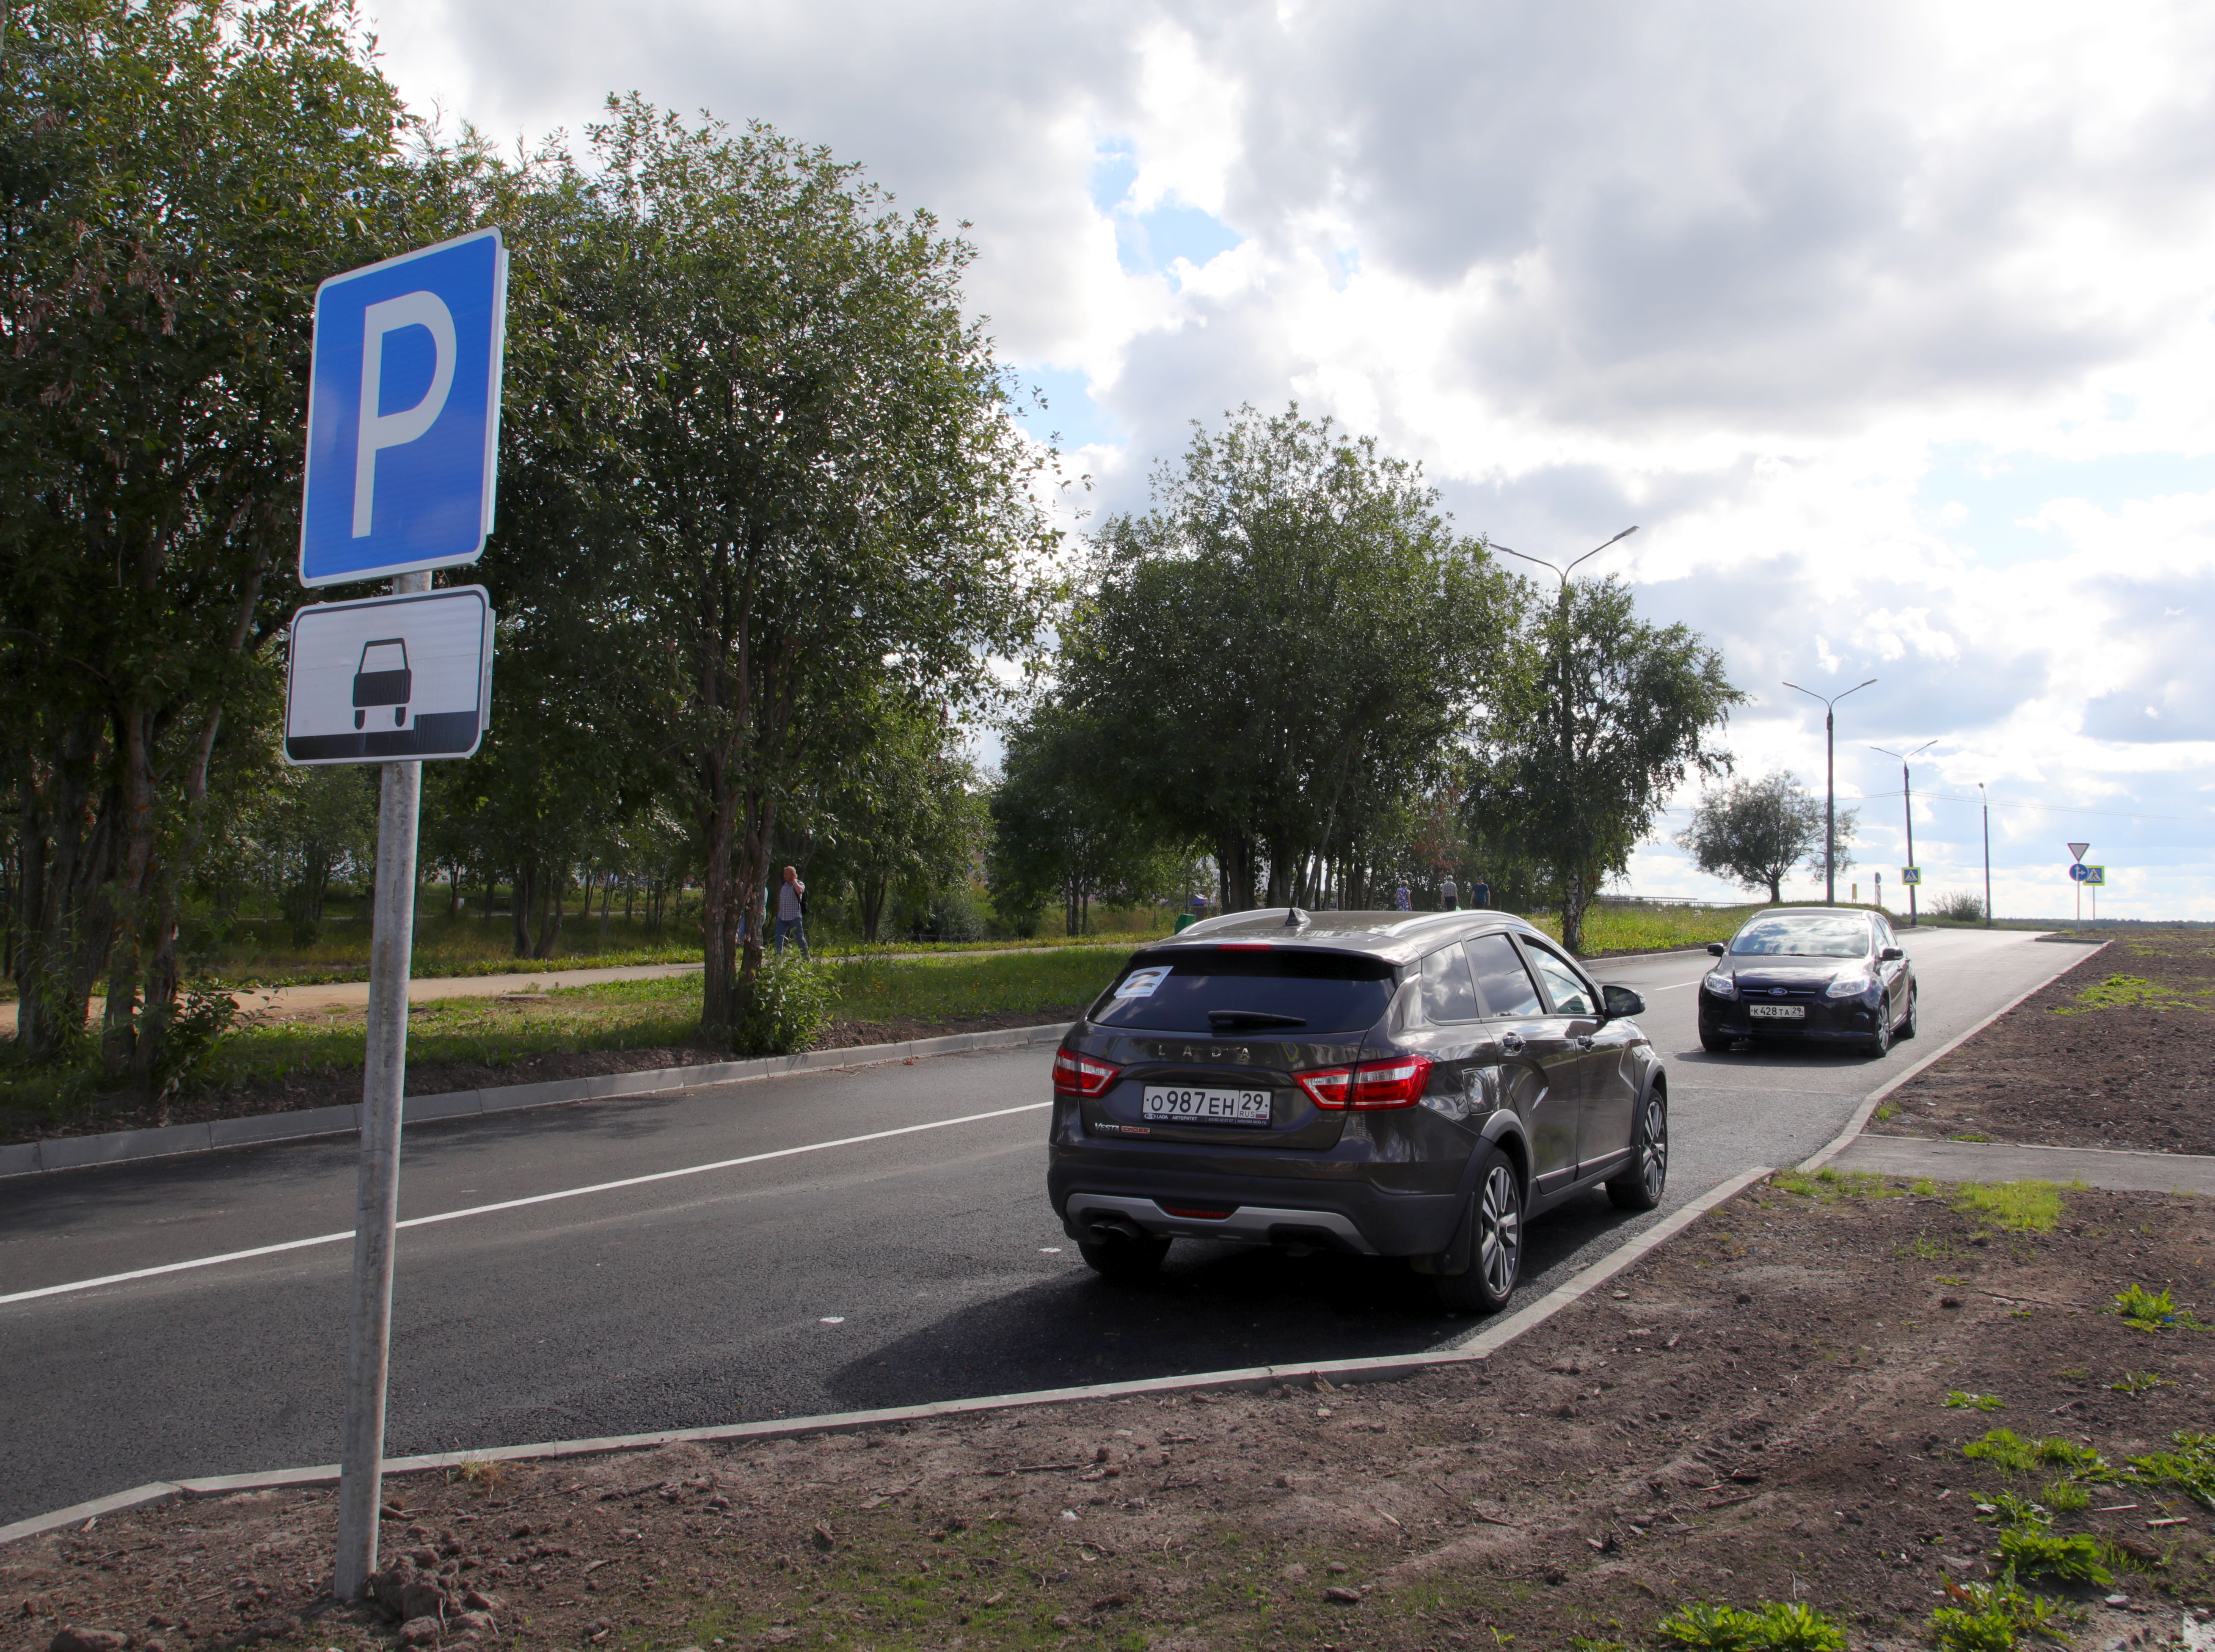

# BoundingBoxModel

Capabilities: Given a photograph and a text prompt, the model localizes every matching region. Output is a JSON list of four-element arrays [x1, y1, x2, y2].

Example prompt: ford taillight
[[1295, 1054, 1434, 1110], [1052, 1049, 1120, 1098]]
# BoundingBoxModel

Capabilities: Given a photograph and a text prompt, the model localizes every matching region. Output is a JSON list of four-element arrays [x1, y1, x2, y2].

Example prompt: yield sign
[[2067, 842, 2090, 861]]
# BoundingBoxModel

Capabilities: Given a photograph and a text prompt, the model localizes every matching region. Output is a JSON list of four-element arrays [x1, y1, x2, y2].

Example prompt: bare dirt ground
[[1869, 932, 2215, 1156], [10, 1177, 2212, 1652], [1, 1010, 1075, 1148]]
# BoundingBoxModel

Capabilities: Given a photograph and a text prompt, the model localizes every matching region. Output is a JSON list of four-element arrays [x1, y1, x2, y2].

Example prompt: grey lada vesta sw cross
[[1045, 908, 1670, 1314]]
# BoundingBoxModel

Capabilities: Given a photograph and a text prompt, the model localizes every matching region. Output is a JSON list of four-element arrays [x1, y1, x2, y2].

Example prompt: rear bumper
[[1048, 1160, 1463, 1257]]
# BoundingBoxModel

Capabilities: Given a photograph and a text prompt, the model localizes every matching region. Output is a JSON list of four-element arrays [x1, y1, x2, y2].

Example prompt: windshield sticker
[[1116, 966, 1172, 999]]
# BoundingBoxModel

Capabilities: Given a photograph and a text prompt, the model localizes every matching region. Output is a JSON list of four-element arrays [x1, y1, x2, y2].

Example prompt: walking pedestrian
[[1393, 879, 1412, 912], [774, 865, 811, 958], [1441, 874, 1459, 911], [1470, 870, 1491, 911]]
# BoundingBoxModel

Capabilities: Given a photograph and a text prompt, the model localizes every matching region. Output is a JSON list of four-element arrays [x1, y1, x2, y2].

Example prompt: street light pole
[[1978, 781, 1992, 927], [1488, 527, 1639, 943], [1783, 679, 1877, 906], [1870, 739, 1936, 928]]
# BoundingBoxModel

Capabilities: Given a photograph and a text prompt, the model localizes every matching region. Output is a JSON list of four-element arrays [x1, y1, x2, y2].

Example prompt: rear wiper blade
[[1207, 1010, 1307, 1030]]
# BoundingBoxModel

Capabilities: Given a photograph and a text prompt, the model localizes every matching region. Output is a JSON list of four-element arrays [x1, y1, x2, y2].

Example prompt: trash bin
[[1174, 912, 1197, 933]]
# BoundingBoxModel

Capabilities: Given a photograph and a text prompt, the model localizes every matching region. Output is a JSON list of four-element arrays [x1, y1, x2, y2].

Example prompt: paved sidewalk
[[1835, 1133, 2215, 1195]]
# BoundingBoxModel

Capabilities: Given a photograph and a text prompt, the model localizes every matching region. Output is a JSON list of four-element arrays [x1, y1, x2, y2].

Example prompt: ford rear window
[[1088, 947, 1397, 1034]]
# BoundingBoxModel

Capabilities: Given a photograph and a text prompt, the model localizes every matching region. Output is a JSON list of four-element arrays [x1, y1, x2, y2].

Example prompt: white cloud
[[371, 0, 2215, 916]]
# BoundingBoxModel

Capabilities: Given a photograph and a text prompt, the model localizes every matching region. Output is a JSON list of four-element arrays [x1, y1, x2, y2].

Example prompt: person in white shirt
[[1441, 875, 1459, 911], [774, 865, 810, 958]]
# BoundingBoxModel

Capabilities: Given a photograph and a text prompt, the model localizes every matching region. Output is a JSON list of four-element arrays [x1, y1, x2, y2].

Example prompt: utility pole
[[1870, 740, 1936, 927], [1978, 781, 1992, 927], [1784, 678, 1877, 906]]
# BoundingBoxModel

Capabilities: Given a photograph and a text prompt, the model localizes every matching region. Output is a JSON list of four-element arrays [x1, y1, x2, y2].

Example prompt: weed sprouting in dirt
[[2055, 973, 2215, 1014], [1654, 1599, 1848, 1650], [2110, 1369, 2172, 1394], [1926, 1577, 2074, 1651], [1951, 1180, 2063, 1233], [1994, 1527, 2114, 1586], [1946, 1391, 2005, 1411], [2119, 1432, 2215, 1511], [1973, 1492, 2050, 1527], [2039, 1478, 2090, 1513], [2108, 1283, 2206, 1332], [1770, 1168, 1904, 1203], [1960, 1430, 2106, 1476], [1901, 1231, 1959, 1261]]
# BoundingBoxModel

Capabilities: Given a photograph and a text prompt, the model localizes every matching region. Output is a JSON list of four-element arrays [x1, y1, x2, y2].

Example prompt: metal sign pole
[[333, 567, 429, 1599]]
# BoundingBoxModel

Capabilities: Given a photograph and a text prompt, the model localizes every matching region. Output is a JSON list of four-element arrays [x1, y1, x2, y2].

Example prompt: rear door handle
[[1576, 1035, 1596, 1049]]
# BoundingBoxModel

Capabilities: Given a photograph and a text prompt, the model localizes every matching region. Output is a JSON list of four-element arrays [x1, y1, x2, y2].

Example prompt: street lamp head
[[1785, 677, 1878, 709]]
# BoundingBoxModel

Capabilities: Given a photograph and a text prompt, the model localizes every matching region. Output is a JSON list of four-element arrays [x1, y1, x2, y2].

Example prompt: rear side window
[[1417, 944, 1481, 1023], [1523, 942, 1596, 1016], [1090, 947, 1397, 1034], [1464, 933, 1543, 1017]]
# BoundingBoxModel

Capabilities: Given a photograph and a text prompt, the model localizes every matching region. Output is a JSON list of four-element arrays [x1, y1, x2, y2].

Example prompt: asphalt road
[[0, 927, 2084, 1525]]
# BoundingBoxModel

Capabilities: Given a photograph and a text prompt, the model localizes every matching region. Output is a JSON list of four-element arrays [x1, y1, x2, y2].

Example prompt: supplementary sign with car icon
[[284, 584, 492, 762]]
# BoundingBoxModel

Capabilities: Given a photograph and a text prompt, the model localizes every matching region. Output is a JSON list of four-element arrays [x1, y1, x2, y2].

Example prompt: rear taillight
[[1295, 1054, 1434, 1110], [1053, 1049, 1120, 1097]]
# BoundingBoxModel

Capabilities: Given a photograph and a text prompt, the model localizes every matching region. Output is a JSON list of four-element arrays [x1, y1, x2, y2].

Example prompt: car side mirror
[[1705, 942, 1726, 957], [1879, 945, 1904, 961], [1601, 984, 1645, 1019]]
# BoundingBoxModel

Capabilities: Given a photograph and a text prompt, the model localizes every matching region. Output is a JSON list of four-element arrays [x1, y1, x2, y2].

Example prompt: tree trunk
[[512, 864, 534, 958], [859, 873, 887, 944], [533, 866, 565, 959], [1560, 865, 1593, 956], [699, 763, 740, 1038]]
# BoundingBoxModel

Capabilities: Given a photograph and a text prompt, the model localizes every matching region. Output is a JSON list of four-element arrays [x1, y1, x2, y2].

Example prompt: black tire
[[1078, 1233, 1170, 1281], [1433, 1148, 1524, 1315], [1607, 1088, 1669, 1211], [1897, 987, 1918, 1039], [1865, 997, 1894, 1057], [1699, 1027, 1734, 1054]]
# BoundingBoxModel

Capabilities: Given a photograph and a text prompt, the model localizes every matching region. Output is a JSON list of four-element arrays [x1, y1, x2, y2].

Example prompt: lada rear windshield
[[1090, 947, 1397, 1034]]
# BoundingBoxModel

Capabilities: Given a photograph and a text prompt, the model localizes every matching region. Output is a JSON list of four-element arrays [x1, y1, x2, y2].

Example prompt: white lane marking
[[0, 1102, 1052, 1308]]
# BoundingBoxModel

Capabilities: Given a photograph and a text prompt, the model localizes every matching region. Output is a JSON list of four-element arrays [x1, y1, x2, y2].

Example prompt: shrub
[[730, 957, 838, 1056], [1929, 891, 1984, 923]]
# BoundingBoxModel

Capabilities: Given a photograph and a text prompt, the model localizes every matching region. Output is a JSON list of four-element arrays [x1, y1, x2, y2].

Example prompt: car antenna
[[1284, 906, 1310, 929]]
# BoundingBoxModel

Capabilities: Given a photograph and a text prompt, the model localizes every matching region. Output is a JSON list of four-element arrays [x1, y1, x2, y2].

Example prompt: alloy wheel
[[1639, 1095, 1669, 1200], [1478, 1161, 1522, 1297]]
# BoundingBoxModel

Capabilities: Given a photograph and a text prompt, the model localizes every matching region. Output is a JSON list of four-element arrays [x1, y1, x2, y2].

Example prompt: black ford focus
[[1046, 908, 1670, 1315], [1696, 908, 1917, 1056]]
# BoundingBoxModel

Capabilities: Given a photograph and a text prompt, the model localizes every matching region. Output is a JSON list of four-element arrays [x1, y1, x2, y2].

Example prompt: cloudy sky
[[376, 0, 2215, 919]]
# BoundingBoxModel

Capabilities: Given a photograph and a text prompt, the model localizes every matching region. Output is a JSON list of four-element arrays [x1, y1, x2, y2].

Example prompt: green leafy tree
[[1677, 771, 1829, 903], [789, 699, 986, 944], [1065, 405, 1510, 911], [524, 101, 1050, 1041], [989, 702, 1196, 936], [1466, 577, 1743, 953], [0, 0, 456, 1077]]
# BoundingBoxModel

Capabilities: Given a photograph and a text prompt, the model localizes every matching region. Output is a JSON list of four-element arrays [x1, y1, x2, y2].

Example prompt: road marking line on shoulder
[[0, 1102, 1051, 1309]]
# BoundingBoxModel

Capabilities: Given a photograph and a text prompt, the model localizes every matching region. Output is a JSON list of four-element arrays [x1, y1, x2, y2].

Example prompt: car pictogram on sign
[[352, 638, 413, 729]]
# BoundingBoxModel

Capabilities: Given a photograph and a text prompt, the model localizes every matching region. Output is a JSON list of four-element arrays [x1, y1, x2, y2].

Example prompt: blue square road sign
[[300, 229, 507, 587]]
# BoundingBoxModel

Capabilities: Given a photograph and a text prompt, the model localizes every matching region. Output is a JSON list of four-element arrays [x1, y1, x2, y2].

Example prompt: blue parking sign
[[299, 229, 507, 587]]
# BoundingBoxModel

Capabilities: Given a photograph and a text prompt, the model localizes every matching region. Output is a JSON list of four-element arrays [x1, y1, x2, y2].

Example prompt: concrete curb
[[0, 1162, 1775, 1548], [1796, 940, 2106, 1176], [0, 1024, 1073, 1181]]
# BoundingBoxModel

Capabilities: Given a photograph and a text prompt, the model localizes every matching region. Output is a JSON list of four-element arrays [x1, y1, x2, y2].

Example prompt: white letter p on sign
[[353, 290, 457, 538]]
